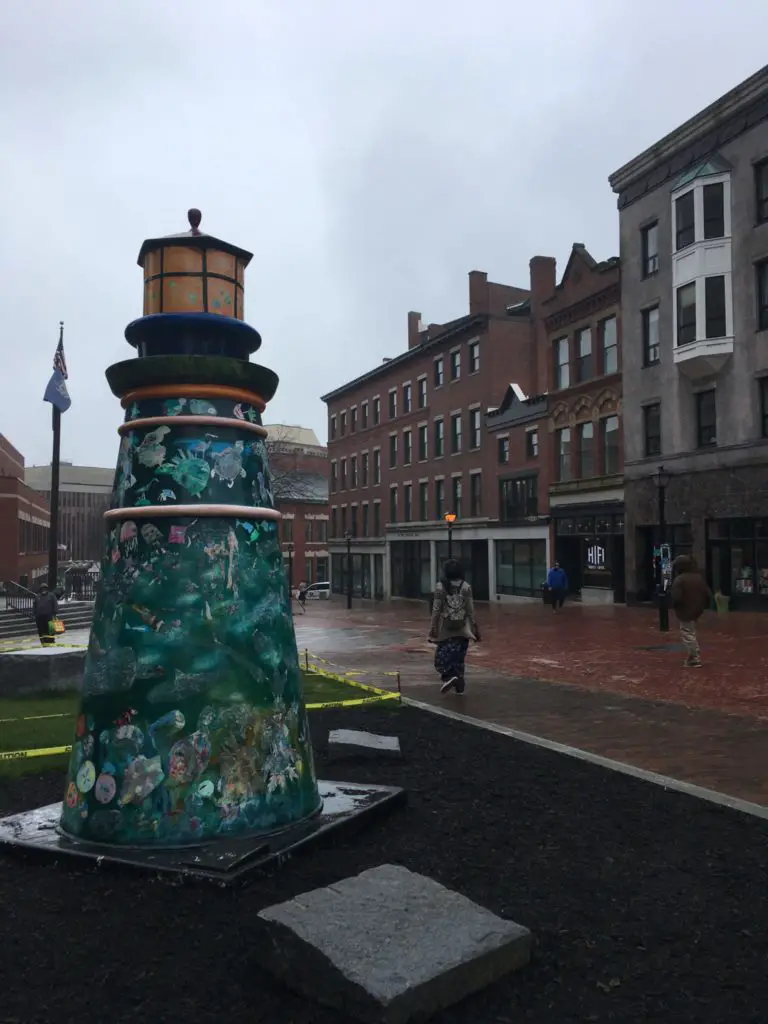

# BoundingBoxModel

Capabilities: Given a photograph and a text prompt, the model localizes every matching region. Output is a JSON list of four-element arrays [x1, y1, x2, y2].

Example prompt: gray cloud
[[1, 0, 767, 467]]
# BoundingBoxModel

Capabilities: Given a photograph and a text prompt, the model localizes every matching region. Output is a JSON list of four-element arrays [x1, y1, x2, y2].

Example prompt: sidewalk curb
[[403, 697, 768, 823]]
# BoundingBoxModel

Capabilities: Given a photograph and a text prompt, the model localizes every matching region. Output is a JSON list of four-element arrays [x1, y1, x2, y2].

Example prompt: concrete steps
[[0, 602, 95, 641]]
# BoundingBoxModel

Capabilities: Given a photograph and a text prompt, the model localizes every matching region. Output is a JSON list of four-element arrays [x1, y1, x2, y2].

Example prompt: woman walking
[[428, 559, 480, 694]]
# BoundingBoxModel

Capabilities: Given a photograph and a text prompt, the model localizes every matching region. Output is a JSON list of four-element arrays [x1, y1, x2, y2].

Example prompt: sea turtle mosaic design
[[211, 440, 246, 488]]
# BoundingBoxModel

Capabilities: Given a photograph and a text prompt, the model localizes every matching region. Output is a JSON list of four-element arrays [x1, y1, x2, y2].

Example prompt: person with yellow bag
[[33, 583, 62, 646]]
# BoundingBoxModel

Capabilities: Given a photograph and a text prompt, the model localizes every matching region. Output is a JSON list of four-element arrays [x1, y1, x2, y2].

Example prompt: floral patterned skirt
[[434, 637, 470, 684]]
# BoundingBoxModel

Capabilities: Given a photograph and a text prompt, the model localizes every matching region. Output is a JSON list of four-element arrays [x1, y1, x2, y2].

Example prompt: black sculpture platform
[[0, 781, 405, 887]]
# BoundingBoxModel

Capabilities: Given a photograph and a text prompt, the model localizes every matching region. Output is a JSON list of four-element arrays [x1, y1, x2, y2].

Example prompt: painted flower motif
[[76, 715, 86, 738], [66, 782, 79, 809], [94, 773, 116, 805], [76, 760, 96, 794]]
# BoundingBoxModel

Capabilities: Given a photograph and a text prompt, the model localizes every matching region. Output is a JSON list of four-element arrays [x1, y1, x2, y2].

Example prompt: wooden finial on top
[[188, 208, 202, 235]]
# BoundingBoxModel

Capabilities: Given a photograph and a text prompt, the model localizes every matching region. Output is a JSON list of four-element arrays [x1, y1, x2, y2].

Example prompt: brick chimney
[[468, 270, 488, 314], [529, 256, 557, 310], [407, 311, 423, 350]]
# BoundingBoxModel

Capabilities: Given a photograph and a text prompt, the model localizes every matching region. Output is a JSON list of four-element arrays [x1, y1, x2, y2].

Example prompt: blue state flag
[[43, 325, 71, 413]]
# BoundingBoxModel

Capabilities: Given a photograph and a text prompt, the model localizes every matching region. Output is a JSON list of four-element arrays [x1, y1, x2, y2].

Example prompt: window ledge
[[674, 336, 734, 379]]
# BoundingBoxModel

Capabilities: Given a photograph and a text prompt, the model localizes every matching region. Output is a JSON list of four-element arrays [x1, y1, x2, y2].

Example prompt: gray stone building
[[609, 65, 768, 609]]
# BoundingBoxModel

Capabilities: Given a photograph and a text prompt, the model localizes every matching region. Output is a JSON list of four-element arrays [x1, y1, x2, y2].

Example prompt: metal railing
[[62, 571, 99, 602], [6, 581, 36, 619]]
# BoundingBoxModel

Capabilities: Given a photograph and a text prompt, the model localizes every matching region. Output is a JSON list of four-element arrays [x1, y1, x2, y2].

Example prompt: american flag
[[53, 324, 68, 379], [43, 321, 71, 413]]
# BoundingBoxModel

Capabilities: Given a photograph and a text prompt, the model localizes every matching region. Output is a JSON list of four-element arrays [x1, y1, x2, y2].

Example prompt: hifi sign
[[585, 542, 606, 571]]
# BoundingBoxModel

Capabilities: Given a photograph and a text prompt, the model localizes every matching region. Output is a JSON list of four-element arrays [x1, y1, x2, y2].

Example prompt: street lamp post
[[286, 540, 294, 598], [656, 465, 671, 633], [443, 512, 457, 559], [345, 530, 353, 610]]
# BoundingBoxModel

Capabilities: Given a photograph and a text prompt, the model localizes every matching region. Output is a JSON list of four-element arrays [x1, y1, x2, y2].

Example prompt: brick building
[[321, 269, 537, 601], [0, 434, 51, 587], [482, 246, 624, 603], [266, 425, 329, 590], [534, 245, 623, 603], [25, 462, 112, 563]]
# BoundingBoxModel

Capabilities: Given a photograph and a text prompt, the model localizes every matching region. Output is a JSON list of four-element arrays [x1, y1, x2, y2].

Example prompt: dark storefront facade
[[624, 464, 768, 609], [551, 503, 625, 603], [707, 518, 768, 608], [435, 540, 489, 601], [387, 537, 490, 601], [390, 541, 432, 600], [494, 537, 548, 597], [330, 551, 385, 599]]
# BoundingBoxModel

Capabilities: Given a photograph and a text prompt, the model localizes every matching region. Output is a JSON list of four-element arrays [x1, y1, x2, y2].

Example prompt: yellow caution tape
[[0, 745, 72, 762], [306, 665, 394, 698], [0, 712, 71, 724], [304, 651, 399, 680], [305, 693, 399, 711], [0, 641, 87, 652]]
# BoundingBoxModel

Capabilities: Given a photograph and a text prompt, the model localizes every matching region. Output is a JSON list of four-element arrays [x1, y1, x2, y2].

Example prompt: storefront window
[[757, 542, 768, 597], [706, 519, 768, 603], [390, 541, 431, 598], [331, 554, 346, 594], [495, 540, 547, 597]]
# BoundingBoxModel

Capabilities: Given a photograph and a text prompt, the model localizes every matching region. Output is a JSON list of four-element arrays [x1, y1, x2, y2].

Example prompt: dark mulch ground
[[2, 705, 768, 1023]]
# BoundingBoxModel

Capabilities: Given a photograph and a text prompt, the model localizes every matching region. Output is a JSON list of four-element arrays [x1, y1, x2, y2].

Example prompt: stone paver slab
[[328, 729, 401, 760], [258, 863, 531, 1023]]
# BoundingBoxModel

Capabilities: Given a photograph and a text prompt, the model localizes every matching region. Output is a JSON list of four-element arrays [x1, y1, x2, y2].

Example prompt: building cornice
[[544, 283, 620, 332], [609, 64, 768, 192]]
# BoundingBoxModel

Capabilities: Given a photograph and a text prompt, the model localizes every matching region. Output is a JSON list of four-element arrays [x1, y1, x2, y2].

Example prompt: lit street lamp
[[656, 465, 671, 633], [443, 511, 457, 559]]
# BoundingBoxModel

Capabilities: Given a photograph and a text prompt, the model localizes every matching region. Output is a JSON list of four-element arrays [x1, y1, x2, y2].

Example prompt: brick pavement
[[295, 598, 768, 807], [299, 598, 768, 717]]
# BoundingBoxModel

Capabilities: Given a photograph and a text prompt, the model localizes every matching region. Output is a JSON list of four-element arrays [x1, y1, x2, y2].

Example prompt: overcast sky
[[1, 0, 766, 469]]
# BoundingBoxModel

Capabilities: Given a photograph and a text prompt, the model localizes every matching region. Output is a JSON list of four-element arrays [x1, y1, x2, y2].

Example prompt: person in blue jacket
[[546, 561, 568, 611]]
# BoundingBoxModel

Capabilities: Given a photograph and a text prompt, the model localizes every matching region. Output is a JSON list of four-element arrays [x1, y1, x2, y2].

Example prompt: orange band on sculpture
[[120, 384, 266, 411], [118, 416, 268, 437], [105, 505, 281, 521]]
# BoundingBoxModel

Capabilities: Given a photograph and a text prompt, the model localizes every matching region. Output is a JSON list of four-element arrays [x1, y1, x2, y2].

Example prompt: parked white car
[[294, 582, 330, 600]]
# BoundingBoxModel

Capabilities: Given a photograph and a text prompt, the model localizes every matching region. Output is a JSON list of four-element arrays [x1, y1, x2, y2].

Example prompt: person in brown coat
[[669, 555, 712, 667]]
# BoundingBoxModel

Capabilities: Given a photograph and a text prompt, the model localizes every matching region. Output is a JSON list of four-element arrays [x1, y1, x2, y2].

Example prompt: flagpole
[[47, 322, 64, 591]]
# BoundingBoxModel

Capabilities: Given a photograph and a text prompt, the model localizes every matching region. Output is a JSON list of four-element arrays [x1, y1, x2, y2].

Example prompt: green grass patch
[[0, 671, 393, 778]]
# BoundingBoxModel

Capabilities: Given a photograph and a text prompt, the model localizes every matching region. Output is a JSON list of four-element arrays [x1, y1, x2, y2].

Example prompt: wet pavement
[[294, 599, 768, 807]]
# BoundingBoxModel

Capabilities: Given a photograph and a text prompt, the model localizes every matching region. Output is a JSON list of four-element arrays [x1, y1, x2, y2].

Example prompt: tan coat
[[429, 581, 478, 642]]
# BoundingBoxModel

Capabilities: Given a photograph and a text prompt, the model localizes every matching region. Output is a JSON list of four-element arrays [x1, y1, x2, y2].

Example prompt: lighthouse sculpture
[[59, 210, 322, 846]]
